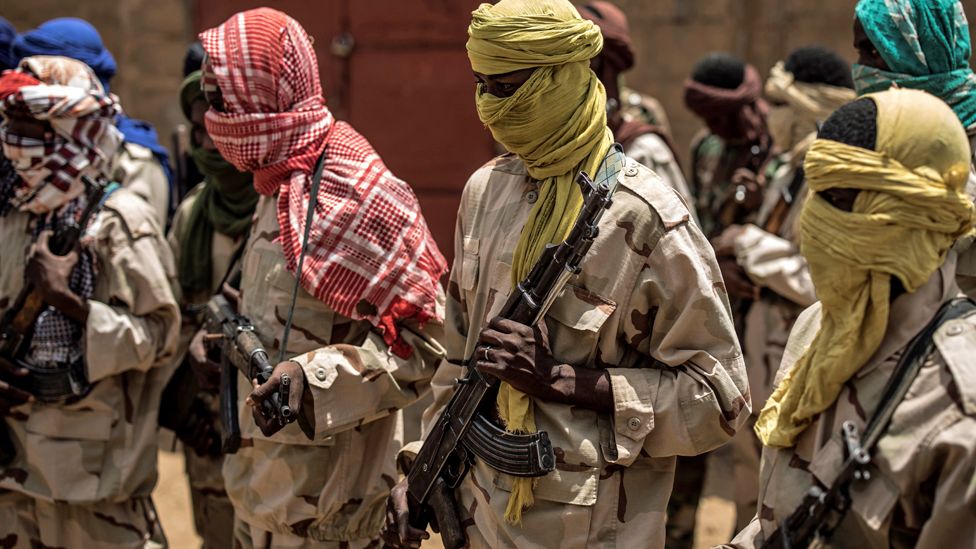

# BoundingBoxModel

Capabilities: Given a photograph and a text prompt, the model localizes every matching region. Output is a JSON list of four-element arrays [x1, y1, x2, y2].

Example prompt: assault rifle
[[0, 175, 115, 464], [204, 294, 314, 453], [403, 152, 622, 549], [763, 298, 975, 549]]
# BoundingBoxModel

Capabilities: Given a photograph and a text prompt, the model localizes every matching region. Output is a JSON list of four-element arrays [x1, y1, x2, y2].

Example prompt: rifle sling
[[771, 297, 975, 548], [278, 148, 329, 363]]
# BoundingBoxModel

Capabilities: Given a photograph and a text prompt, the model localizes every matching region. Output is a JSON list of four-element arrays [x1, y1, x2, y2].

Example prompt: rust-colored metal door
[[194, 0, 494, 263]]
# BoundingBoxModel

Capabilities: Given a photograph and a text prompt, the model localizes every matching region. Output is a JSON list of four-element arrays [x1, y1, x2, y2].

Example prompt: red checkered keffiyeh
[[200, 8, 447, 356]]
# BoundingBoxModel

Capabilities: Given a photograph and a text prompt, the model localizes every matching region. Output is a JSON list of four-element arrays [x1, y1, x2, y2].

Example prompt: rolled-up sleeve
[[612, 223, 751, 464], [289, 314, 444, 439], [734, 224, 816, 307]]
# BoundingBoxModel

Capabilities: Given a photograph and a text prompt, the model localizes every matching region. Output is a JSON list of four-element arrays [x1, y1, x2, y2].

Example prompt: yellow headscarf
[[764, 61, 856, 153], [467, 0, 614, 523], [755, 88, 975, 448]]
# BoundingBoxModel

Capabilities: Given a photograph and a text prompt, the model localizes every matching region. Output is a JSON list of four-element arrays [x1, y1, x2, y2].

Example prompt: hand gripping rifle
[[204, 294, 314, 453], [762, 298, 975, 549], [404, 151, 623, 549], [0, 175, 115, 464]]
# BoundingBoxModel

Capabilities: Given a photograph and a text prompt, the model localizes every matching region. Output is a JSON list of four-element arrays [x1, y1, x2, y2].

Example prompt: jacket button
[[946, 324, 965, 336], [627, 417, 642, 431], [315, 367, 328, 381], [525, 190, 539, 203], [625, 165, 639, 177]]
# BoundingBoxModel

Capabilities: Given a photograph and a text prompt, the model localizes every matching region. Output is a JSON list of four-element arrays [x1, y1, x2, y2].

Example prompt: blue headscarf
[[0, 18, 15, 71], [854, 0, 976, 129], [13, 17, 174, 193]]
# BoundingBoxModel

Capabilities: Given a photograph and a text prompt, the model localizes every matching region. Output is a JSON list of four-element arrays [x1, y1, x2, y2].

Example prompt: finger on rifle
[[491, 317, 532, 337], [396, 501, 428, 547], [476, 327, 507, 350], [249, 375, 279, 406], [0, 379, 34, 404], [0, 356, 29, 378]]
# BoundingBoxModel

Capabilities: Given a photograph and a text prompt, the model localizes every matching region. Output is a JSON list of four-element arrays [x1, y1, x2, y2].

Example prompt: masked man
[[579, 1, 696, 222], [853, 0, 976, 298], [13, 18, 174, 225], [198, 9, 446, 547], [0, 56, 179, 548], [163, 69, 259, 549], [685, 53, 772, 236], [728, 88, 976, 548], [384, 2, 749, 547], [709, 46, 856, 531]]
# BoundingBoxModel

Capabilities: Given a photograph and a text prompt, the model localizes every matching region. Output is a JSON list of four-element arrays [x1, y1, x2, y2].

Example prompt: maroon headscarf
[[684, 64, 769, 143]]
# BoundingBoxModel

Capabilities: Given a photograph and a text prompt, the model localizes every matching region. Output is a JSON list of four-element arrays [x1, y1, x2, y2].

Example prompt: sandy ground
[[153, 443, 736, 549]]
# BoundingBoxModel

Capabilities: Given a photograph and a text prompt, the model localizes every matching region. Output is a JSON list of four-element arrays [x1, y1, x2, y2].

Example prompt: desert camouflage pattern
[[721, 147, 817, 532], [0, 189, 180, 544], [728, 260, 976, 548], [0, 490, 166, 549], [111, 141, 171, 227], [408, 153, 750, 548], [624, 133, 699, 226], [223, 196, 443, 544], [166, 181, 241, 549]]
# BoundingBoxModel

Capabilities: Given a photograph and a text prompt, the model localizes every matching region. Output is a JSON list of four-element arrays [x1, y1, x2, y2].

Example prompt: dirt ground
[[153, 442, 737, 549]]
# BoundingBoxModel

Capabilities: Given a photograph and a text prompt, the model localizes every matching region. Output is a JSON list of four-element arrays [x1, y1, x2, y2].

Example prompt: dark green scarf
[[178, 71, 258, 295]]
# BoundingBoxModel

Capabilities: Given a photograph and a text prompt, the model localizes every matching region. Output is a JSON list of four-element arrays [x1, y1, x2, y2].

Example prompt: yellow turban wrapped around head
[[755, 88, 975, 448], [466, 0, 614, 523]]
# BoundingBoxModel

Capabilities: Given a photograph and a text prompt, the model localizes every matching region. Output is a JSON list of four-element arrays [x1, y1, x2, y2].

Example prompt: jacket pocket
[[24, 406, 114, 502], [545, 284, 617, 366], [460, 237, 479, 291]]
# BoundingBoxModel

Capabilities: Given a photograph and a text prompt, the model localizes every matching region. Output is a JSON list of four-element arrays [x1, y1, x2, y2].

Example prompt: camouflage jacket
[[111, 142, 170, 228], [0, 188, 180, 504], [732, 148, 816, 410], [690, 132, 767, 236], [222, 195, 443, 541], [624, 133, 699, 227], [409, 153, 750, 547], [728, 260, 976, 548]]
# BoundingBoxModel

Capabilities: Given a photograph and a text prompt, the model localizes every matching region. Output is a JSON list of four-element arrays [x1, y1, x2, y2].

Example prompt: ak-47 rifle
[[0, 175, 115, 464], [403, 153, 622, 549], [204, 294, 314, 453], [762, 298, 975, 549]]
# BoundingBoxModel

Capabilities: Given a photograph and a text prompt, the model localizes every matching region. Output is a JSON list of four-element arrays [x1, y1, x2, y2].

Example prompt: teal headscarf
[[854, 0, 976, 129]]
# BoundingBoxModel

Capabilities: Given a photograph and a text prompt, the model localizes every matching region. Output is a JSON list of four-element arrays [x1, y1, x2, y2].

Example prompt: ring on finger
[[482, 346, 491, 362]]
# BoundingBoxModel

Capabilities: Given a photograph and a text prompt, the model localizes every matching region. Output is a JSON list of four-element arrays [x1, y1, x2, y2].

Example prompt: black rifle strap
[[860, 297, 975, 453], [278, 148, 329, 363]]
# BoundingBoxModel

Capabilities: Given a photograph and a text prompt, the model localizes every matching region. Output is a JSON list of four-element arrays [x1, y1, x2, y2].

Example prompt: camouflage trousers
[[233, 518, 381, 549], [0, 490, 166, 548], [184, 447, 234, 549]]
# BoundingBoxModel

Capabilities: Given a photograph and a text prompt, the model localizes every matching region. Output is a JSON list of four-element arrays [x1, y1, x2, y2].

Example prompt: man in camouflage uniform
[[384, 2, 749, 547], [162, 69, 259, 549], [685, 53, 772, 236], [729, 89, 976, 548], [198, 9, 446, 547], [851, 0, 976, 298], [0, 57, 179, 548], [579, 1, 696, 223], [710, 46, 856, 530]]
